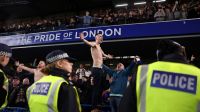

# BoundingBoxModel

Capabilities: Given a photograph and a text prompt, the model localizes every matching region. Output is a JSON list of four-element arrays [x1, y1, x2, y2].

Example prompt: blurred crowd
[[3, 61, 103, 109], [0, 0, 200, 35]]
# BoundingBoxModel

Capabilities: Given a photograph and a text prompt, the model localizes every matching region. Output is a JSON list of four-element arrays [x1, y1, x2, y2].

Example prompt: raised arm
[[15, 61, 35, 73], [172, 1, 178, 12], [161, 8, 166, 17], [124, 56, 141, 76], [80, 33, 96, 47], [102, 64, 115, 77], [19, 65, 35, 73], [101, 49, 113, 59]]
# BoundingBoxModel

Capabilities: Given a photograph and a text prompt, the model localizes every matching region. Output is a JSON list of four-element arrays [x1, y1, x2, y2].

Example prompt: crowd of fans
[[3, 61, 106, 110], [1, 52, 199, 111], [0, 1, 200, 35]]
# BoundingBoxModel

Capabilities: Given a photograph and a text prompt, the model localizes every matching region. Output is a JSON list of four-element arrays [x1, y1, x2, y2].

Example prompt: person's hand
[[191, 55, 195, 61], [175, 1, 178, 4], [18, 64, 24, 68], [107, 54, 113, 59], [135, 56, 141, 62], [79, 33, 85, 40], [133, 56, 141, 62], [102, 89, 110, 97], [15, 61, 20, 67]]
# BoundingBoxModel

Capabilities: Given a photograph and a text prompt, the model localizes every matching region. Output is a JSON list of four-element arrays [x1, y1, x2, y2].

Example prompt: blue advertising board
[[0, 19, 200, 47]]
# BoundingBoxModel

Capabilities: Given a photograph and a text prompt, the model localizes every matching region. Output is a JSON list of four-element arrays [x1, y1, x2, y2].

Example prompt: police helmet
[[156, 39, 185, 60]]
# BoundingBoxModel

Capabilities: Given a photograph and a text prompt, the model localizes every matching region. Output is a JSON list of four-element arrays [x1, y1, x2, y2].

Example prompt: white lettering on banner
[[114, 28, 121, 36], [63, 32, 73, 39], [97, 29, 104, 35], [40, 35, 45, 42], [89, 30, 96, 37], [18, 36, 32, 45], [151, 70, 197, 94], [75, 28, 122, 39], [0, 27, 121, 46], [82, 31, 89, 37], [34, 35, 40, 42], [105, 29, 113, 36], [33, 33, 61, 42]]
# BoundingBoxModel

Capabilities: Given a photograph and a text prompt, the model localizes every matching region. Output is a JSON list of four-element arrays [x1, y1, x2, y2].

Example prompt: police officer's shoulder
[[60, 81, 76, 94], [61, 80, 74, 86]]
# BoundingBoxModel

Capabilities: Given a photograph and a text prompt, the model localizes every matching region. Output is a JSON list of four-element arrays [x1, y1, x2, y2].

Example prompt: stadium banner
[[0, 19, 200, 47]]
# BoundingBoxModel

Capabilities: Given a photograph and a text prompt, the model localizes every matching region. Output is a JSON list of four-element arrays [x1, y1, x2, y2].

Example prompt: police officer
[[0, 43, 12, 108], [119, 39, 200, 112], [27, 50, 81, 112]]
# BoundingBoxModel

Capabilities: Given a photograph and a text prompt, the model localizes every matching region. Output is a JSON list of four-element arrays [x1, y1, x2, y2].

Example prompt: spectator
[[85, 66, 92, 78], [90, 13, 99, 26], [102, 58, 140, 112], [127, 11, 135, 23], [112, 13, 119, 24], [165, 4, 174, 20], [145, 5, 155, 22], [8, 77, 29, 109], [9, 76, 20, 93], [173, 1, 181, 20], [68, 17, 76, 29], [15, 64, 34, 85], [83, 11, 93, 27], [16, 60, 46, 82], [154, 6, 166, 21], [80, 32, 113, 112], [76, 64, 86, 80], [180, 4, 188, 19]]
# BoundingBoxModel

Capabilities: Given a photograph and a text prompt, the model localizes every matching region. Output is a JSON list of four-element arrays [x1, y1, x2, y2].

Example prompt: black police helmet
[[157, 39, 184, 60]]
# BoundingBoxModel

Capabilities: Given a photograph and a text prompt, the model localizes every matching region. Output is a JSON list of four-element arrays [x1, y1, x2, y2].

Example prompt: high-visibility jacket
[[136, 61, 200, 112], [27, 75, 81, 112], [0, 69, 8, 108]]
